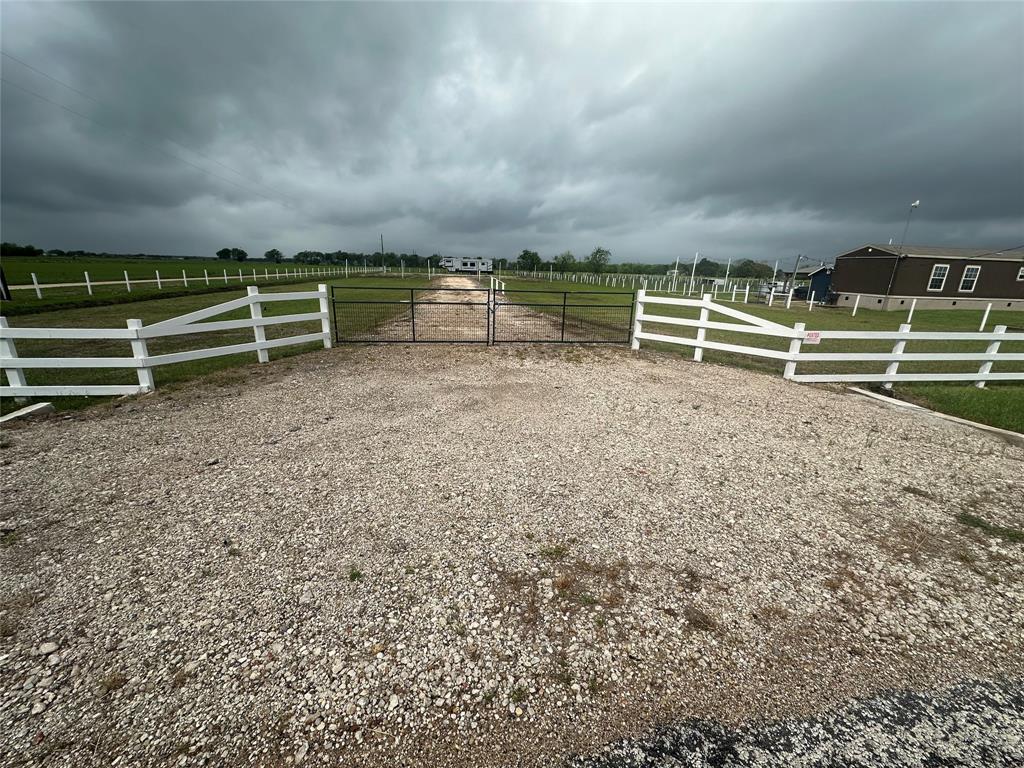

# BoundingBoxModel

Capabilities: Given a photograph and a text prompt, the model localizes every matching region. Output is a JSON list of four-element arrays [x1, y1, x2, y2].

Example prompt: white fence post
[[979, 303, 992, 332], [252, 269, 257, 282], [318, 284, 332, 349], [223, 269, 229, 284], [238, 268, 243, 283], [808, 291, 815, 311], [123, 270, 132, 293], [694, 293, 711, 362], [976, 325, 1006, 389], [155, 270, 162, 290], [204, 269, 210, 286], [906, 298, 916, 323], [84, 271, 93, 296], [783, 322, 805, 379], [768, 287, 775, 307], [743, 285, 749, 303], [31, 273, 42, 299], [785, 288, 794, 309], [182, 270, 189, 288], [631, 289, 645, 351], [883, 323, 911, 390], [851, 294, 860, 316], [247, 286, 269, 363], [0, 317, 28, 390], [127, 319, 154, 392]]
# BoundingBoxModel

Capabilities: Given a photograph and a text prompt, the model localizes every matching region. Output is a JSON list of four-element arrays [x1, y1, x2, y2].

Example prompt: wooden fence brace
[[0, 317, 27, 389], [247, 286, 269, 363], [126, 319, 154, 391], [783, 322, 805, 379], [976, 325, 1005, 389], [883, 323, 912, 390]]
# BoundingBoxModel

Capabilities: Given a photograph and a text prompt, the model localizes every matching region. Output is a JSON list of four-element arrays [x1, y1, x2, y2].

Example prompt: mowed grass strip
[[1, 276, 434, 414], [0, 256, 370, 315]]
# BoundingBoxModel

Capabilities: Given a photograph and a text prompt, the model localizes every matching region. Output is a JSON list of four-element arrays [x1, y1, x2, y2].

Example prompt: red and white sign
[[804, 331, 821, 345]]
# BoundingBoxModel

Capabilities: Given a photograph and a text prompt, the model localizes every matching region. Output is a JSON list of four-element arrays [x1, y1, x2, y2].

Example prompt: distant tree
[[518, 249, 542, 270], [231, 248, 248, 262], [216, 248, 232, 260], [585, 247, 610, 273], [693, 257, 724, 277], [1, 242, 45, 258], [264, 248, 283, 263], [732, 259, 773, 278], [553, 250, 576, 271]]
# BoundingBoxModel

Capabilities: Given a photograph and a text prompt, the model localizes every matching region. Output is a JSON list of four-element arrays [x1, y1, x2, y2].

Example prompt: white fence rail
[[632, 291, 1024, 387], [7, 264, 393, 298], [1, 285, 332, 398]]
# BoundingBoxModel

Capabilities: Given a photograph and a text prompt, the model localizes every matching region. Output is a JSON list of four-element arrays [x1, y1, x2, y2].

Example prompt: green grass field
[[0, 255, 362, 315]]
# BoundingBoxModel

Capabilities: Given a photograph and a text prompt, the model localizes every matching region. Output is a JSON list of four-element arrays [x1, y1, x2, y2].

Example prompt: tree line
[[3, 240, 780, 277]]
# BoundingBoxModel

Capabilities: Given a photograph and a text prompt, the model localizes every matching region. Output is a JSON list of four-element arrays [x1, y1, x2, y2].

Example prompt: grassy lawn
[[1, 256, 353, 315], [1, 276, 433, 415]]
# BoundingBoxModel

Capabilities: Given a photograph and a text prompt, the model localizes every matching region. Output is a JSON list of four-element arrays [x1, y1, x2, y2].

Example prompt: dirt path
[[1, 345, 1021, 766], [379, 275, 489, 342]]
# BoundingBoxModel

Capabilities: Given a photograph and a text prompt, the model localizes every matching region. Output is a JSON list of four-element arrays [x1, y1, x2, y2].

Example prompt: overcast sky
[[2, 2, 1022, 264]]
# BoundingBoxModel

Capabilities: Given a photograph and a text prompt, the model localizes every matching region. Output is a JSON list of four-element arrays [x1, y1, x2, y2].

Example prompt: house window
[[927, 264, 949, 291], [958, 265, 981, 293], [1017, 266, 1024, 281]]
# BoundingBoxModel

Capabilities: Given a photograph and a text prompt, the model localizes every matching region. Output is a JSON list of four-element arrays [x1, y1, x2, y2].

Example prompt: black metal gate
[[491, 289, 635, 343], [331, 285, 635, 344], [331, 286, 490, 343]]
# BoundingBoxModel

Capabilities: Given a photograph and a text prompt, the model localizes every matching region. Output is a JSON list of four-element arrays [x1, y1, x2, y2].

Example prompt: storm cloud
[[2, 1, 1022, 263]]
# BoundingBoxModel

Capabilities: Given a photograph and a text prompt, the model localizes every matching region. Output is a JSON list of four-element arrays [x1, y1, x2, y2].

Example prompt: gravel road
[[1, 344, 1021, 767]]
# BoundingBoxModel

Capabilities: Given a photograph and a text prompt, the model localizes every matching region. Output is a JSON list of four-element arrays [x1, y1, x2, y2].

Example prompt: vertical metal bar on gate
[[410, 288, 417, 342], [560, 292, 567, 342], [627, 290, 637, 344]]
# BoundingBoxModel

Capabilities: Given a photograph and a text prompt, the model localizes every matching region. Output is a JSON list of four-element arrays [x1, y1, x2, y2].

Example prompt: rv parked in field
[[440, 256, 493, 273]]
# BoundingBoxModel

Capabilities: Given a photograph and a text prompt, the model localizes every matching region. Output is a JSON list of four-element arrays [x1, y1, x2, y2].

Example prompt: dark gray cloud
[[2, 1, 1022, 263]]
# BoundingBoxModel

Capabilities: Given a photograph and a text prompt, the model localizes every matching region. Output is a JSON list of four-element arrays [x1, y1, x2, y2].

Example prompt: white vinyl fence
[[1, 285, 331, 398], [9, 265, 385, 299], [631, 291, 1024, 387]]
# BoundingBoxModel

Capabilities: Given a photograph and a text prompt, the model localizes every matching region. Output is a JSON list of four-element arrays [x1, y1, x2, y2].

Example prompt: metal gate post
[[560, 292, 567, 342], [410, 288, 417, 342], [331, 285, 341, 342]]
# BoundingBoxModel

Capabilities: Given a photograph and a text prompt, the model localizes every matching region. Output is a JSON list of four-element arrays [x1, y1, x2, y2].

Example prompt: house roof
[[843, 244, 1024, 262], [781, 262, 832, 276]]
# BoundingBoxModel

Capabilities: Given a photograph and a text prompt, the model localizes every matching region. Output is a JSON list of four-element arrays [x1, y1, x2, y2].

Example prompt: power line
[[1, 76, 294, 209], [0, 49, 296, 206]]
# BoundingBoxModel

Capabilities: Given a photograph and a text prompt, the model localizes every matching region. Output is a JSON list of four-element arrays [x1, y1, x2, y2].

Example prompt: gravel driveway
[[1, 344, 1022, 767]]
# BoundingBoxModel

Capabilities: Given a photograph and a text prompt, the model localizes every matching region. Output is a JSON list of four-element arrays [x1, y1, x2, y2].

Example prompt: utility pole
[[788, 254, 803, 292], [887, 200, 920, 300]]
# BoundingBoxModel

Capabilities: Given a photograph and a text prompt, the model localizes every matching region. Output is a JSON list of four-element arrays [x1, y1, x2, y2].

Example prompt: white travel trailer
[[440, 256, 493, 274]]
